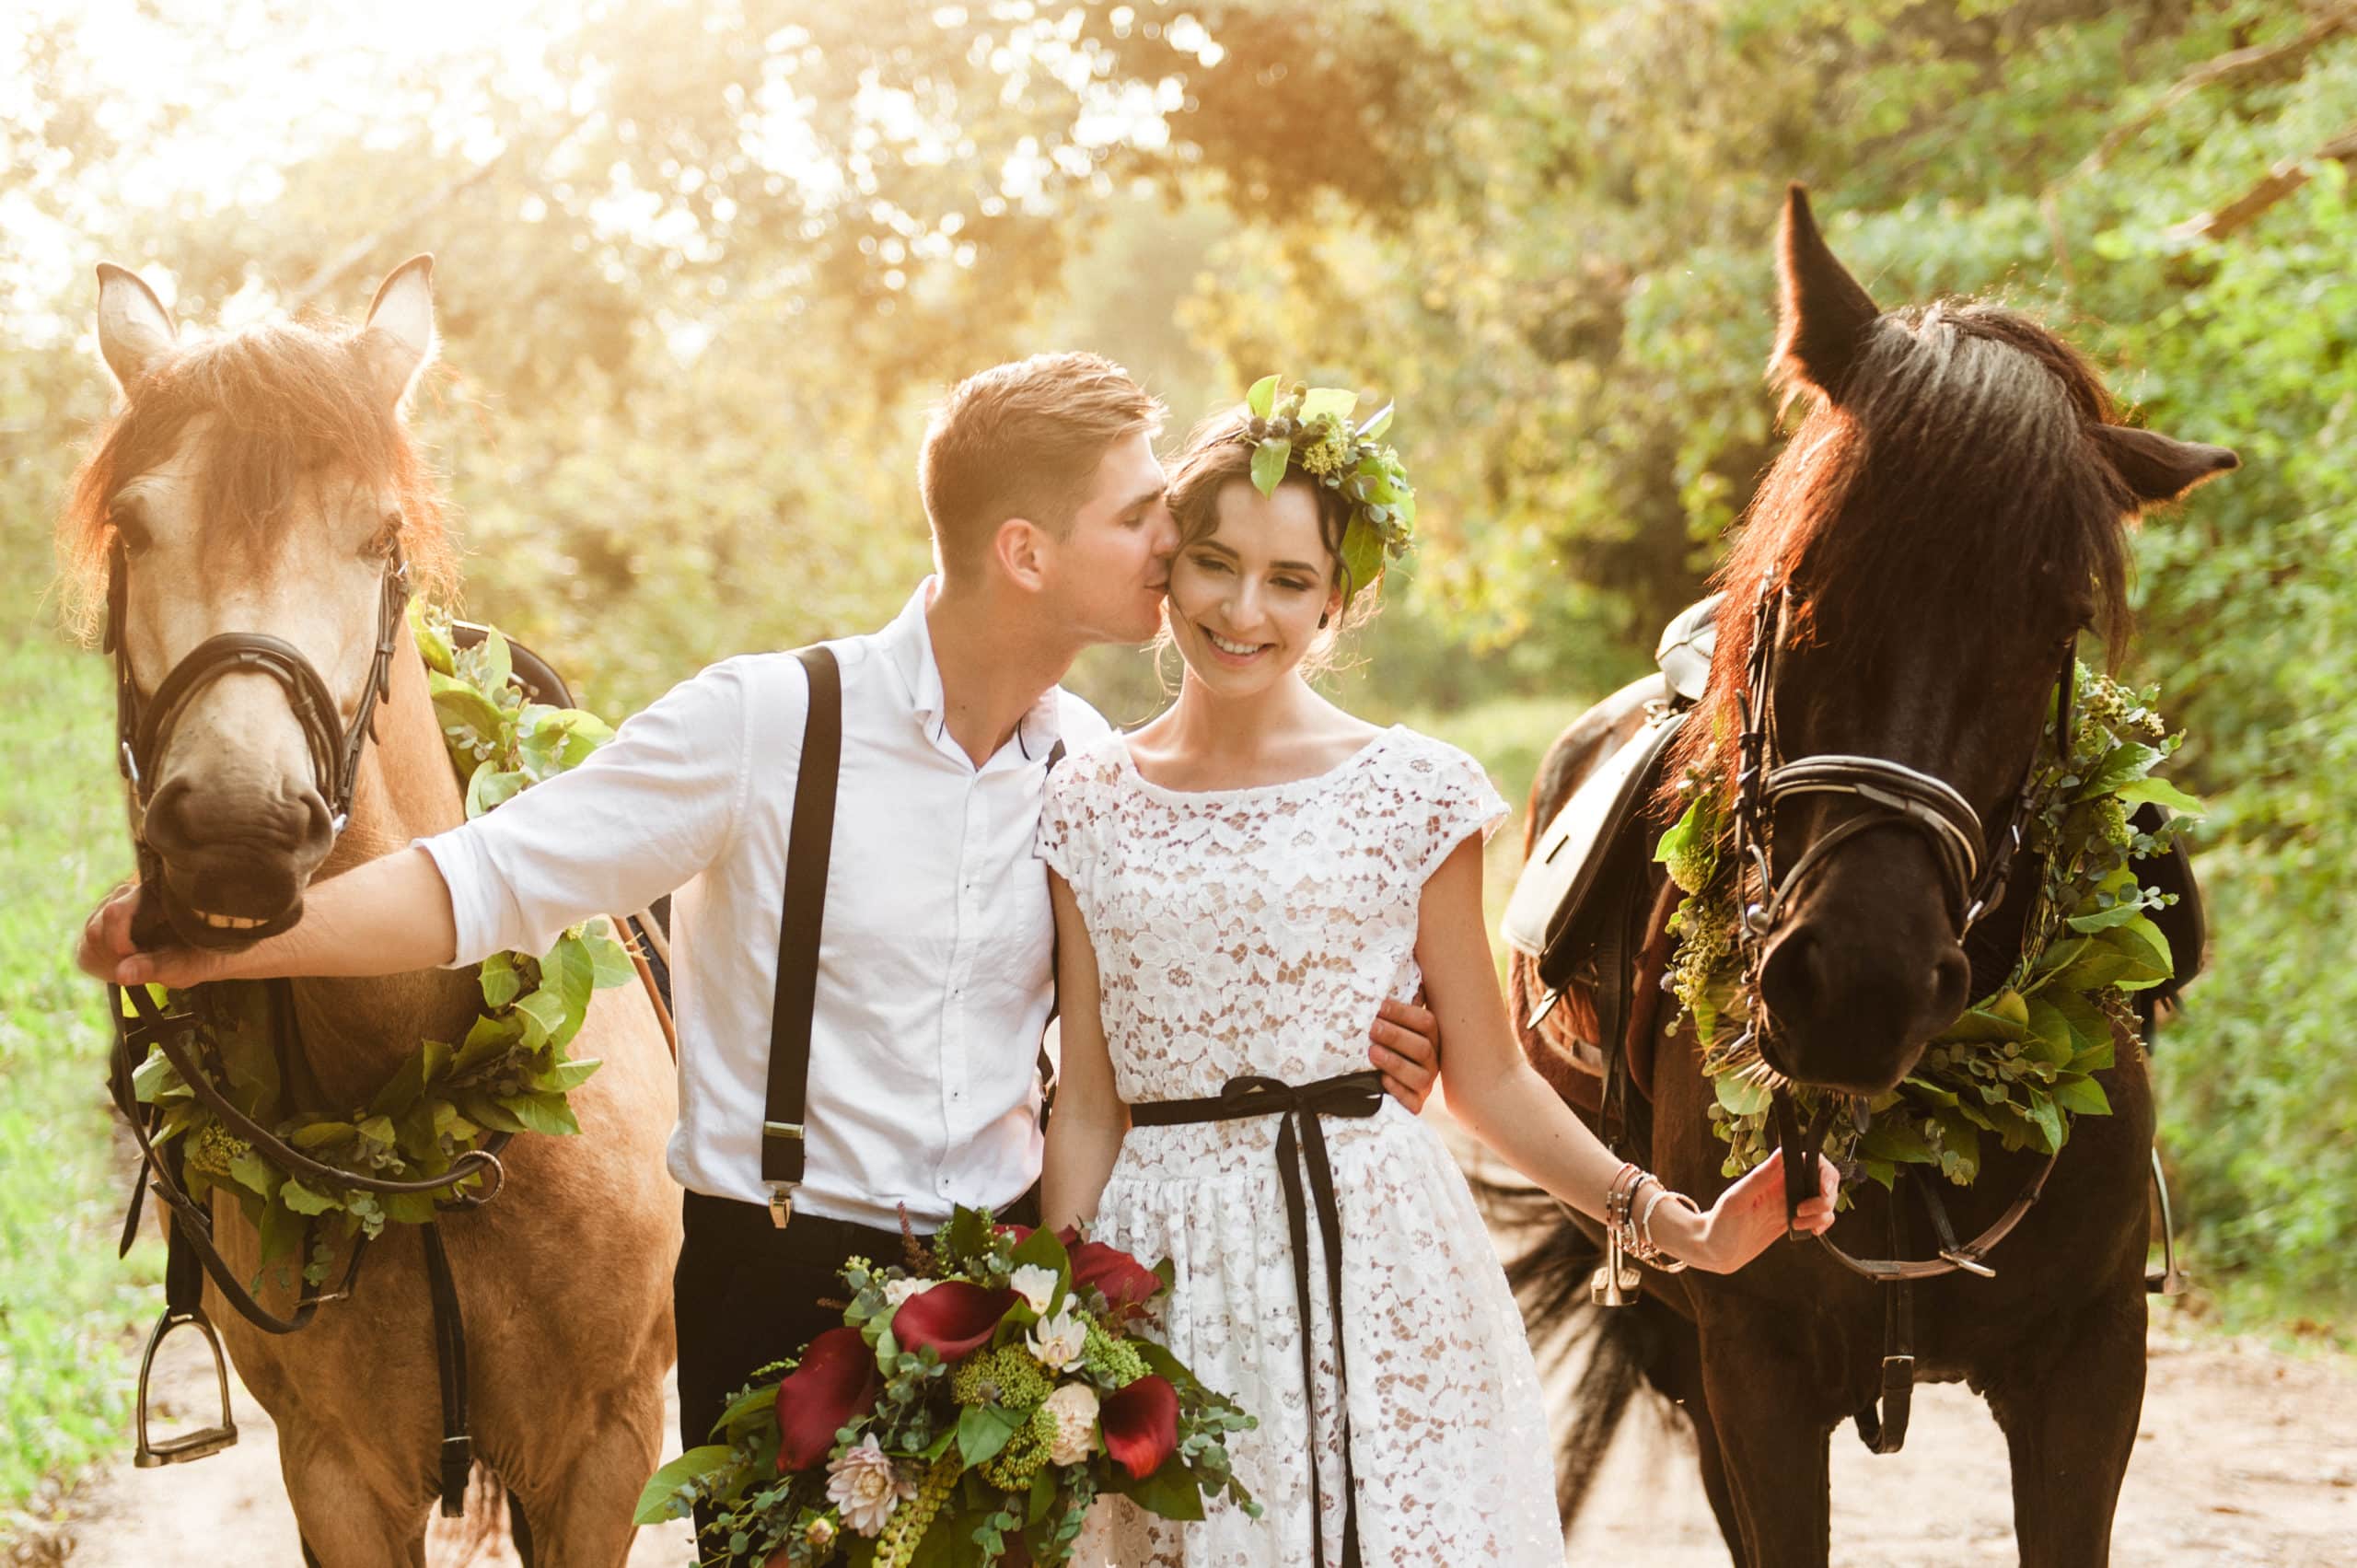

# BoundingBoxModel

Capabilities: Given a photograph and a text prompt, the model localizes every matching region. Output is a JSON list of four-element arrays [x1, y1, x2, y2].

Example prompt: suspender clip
[[763, 1121, 805, 1229]]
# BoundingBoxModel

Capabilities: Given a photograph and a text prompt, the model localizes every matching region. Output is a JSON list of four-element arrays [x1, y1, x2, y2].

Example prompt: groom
[[77, 351, 1444, 1516]]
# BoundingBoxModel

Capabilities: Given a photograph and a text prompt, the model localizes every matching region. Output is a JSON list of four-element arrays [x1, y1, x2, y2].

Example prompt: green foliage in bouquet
[[634, 1207, 1259, 1567], [1656, 663, 2200, 1191], [123, 605, 633, 1287]]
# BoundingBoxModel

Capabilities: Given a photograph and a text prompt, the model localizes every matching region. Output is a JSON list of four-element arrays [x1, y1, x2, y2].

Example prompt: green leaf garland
[[127, 602, 635, 1286], [1655, 663, 2200, 1191]]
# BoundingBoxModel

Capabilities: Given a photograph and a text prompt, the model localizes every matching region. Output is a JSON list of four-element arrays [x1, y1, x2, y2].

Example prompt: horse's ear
[[1772, 183, 1880, 402], [2091, 423, 2239, 505], [360, 254, 437, 410], [95, 262, 179, 393]]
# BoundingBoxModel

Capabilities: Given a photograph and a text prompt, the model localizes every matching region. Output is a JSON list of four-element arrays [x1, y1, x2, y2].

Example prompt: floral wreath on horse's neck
[[1655, 656, 2200, 1195], [1236, 374, 1417, 610]]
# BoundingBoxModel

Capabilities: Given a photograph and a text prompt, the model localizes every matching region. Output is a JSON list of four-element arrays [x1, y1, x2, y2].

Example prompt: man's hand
[[1370, 993, 1443, 1113], [76, 848, 460, 990], [77, 883, 234, 990]]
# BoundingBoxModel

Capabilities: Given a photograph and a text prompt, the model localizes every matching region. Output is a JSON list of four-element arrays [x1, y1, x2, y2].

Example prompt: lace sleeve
[[1035, 746, 1109, 894], [1407, 737, 1512, 884]]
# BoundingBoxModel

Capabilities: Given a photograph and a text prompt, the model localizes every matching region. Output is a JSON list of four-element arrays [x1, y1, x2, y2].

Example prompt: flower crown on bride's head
[[1235, 374, 1418, 605]]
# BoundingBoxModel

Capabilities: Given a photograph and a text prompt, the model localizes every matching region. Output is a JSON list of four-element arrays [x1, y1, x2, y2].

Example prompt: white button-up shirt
[[416, 580, 1108, 1228]]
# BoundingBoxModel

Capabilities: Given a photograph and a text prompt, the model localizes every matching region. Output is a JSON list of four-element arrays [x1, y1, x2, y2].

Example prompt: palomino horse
[[63, 258, 680, 1563], [1504, 188, 2235, 1566]]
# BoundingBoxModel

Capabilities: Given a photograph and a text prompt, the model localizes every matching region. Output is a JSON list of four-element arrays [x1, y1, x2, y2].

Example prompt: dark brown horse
[[1503, 187, 2235, 1567]]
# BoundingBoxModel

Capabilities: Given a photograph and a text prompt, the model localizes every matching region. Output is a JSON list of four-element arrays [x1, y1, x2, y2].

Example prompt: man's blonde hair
[[920, 353, 1165, 578]]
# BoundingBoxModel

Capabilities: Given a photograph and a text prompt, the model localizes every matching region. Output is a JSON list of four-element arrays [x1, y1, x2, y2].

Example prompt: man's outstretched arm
[[79, 848, 457, 990], [78, 653, 772, 993]]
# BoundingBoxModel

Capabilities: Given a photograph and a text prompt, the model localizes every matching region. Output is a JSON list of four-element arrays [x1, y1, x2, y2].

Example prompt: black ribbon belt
[[1130, 1069, 1386, 1568]]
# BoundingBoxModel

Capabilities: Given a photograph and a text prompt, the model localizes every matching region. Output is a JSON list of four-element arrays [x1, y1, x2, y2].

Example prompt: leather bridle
[[106, 536, 412, 941], [1725, 565, 2078, 1280]]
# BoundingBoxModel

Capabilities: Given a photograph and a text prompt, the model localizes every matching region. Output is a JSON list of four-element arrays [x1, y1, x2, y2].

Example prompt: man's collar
[[877, 576, 1065, 763]]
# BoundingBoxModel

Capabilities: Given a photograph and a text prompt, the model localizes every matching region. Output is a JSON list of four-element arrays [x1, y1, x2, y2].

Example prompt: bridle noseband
[[106, 536, 411, 938], [1730, 567, 2068, 955]]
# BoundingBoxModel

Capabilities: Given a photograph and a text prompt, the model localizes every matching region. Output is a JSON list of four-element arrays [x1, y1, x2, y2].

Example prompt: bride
[[1036, 382, 1837, 1565]]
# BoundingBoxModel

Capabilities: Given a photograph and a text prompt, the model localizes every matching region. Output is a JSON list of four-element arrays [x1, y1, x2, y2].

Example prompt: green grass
[[0, 616, 161, 1523]]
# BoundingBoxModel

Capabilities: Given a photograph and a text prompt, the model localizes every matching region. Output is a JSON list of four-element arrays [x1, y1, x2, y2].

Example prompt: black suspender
[[759, 646, 1066, 1229], [762, 646, 842, 1227]]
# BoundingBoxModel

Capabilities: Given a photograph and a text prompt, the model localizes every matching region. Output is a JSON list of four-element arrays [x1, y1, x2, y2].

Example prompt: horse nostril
[[141, 777, 199, 854], [1757, 928, 1822, 1027], [298, 786, 335, 846], [1929, 947, 1972, 1025]]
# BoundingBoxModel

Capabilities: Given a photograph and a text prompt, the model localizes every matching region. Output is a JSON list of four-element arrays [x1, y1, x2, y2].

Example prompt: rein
[[1725, 566, 2077, 1270]]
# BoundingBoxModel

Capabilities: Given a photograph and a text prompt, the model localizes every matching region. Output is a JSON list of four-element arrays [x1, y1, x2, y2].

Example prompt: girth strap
[[422, 1225, 473, 1516], [1132, 1071, 1387, 1568]]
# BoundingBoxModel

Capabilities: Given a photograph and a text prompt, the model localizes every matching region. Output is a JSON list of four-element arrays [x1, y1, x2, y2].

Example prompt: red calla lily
[[772, 1327, 879, 1473], [1099, 1373, 1179, 1481], [891, 1280, 1018, 1361], [1070, 1240, 1163, 1312]]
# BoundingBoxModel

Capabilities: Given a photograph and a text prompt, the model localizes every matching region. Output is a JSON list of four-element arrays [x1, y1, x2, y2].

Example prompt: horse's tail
[[424, 1463, 524, 1565], [1472, 1172, 1677, 1530]]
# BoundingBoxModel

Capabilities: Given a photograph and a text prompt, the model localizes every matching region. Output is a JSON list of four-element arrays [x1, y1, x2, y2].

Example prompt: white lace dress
[[1036, 725, 1564, 1567]]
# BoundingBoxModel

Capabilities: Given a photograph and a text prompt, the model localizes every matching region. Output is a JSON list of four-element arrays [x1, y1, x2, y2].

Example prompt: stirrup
[[134, 1307, 238, 1467], [2146, 1146, 2190, 1297]]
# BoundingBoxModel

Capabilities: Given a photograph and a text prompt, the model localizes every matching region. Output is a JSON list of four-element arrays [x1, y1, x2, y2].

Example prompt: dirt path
[[14, 1351, 695, 1565], [1562, 1325, 2357, 1566]]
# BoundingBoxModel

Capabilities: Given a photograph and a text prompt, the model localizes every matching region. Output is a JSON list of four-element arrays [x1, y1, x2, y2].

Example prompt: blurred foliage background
[[2, 0, 2350, 1520]]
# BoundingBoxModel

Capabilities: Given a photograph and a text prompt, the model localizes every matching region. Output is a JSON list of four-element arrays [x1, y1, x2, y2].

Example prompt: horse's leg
[[1984, 1285, 2147, 1568], [504, 1375, 668, 1567], [1651, 1310, 1747, 1563], [278, 1416, 431, 1567], [1694, 1307, 1833, 1568]]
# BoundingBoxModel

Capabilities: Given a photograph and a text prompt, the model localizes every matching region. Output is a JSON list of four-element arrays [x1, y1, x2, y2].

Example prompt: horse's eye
[[366, 508, 401, 559], [110, 505, 152, 558]]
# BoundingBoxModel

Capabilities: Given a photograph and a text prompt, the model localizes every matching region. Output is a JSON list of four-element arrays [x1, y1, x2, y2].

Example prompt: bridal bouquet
[[635, 1208, 1258, 1566]]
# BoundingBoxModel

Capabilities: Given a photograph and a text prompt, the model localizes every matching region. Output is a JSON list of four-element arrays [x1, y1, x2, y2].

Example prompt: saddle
[[1502, 595, 1719, 1105]]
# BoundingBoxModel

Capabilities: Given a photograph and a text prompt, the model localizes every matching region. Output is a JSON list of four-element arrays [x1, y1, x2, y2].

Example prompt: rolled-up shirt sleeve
[[416, 654, 785, 964]]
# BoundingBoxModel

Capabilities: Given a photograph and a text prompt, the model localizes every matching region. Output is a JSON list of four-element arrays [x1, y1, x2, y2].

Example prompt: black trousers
[[672, 1184, 1041, 1559]]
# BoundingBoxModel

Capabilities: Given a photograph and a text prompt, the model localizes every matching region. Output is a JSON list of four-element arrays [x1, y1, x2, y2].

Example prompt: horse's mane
[[1665, 299, 2140, 799], [56, 315, 457, 640]]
